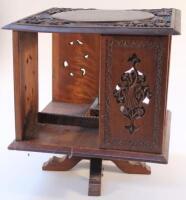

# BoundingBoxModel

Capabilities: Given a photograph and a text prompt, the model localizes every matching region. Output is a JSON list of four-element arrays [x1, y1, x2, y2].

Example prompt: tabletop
[[3, 8, 181, 35]]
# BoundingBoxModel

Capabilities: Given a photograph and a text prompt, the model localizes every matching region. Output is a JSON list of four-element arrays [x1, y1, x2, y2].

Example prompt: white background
[[0, 0, 186, 199]]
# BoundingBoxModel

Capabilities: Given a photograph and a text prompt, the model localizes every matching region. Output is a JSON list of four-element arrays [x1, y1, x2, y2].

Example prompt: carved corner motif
[[15, 8, 172, 29], [113, 54, 152, 134]]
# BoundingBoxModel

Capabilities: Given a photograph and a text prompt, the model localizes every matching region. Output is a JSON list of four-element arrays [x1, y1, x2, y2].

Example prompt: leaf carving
[[113, 54, 152, 134]]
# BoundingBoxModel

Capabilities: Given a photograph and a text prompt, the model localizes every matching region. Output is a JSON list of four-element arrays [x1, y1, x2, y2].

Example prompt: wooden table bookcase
[[3, 8, 181, 196]]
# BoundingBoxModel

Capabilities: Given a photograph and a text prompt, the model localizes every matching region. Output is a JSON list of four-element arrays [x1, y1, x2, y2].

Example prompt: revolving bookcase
[[3, 8, 181, 196]]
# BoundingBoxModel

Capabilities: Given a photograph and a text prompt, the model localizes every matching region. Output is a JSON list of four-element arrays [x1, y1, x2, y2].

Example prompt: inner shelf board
[[41, 101, 91, 116]]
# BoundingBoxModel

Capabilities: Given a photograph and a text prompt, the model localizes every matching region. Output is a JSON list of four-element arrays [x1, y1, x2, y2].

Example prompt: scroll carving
[[113, 54, 152, 134], [16, 8, 172, 29], [103, 38, 164, 152]]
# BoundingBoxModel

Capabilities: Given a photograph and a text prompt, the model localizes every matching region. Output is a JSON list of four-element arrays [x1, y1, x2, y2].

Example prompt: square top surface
[[3, 8, 181, 35]]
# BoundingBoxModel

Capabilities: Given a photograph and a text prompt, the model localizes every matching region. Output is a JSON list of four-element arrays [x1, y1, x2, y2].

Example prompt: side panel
[[52, 33, 100, 104], [13, 31, 38, 140], [100, 35, 171, 153]]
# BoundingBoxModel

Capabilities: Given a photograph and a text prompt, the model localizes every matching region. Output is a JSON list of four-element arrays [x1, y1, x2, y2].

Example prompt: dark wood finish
[[89, 97, 99, 116], [3, 8, 181, 35], [13, 31, 38, 140], [8, 111, 171, 164], [111, 160, 151, 174], [38, 100, 99, 128], [42, 156, 82, 171], [88, 158, 102, 196], [38, 112, 98, 128], [52, 33, 100, 104], [42, 156, 150, 174], [100, 35, 171, 154], [9, 31, 172, 164], [42, 155, 151, 173], [42, 155, 150, 196], [4, 8, 180, 196]]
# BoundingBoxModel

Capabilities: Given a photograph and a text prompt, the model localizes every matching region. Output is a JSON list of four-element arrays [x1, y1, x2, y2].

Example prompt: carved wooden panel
[[52, 33, 100, 104], [100, 35, 171, 153], [113, 53, 152, 134]]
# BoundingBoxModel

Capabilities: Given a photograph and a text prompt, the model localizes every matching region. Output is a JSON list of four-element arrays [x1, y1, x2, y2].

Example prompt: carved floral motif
[[16, 8, 172, 29], [113, 54, 152, 134], [103, 38, 164, 152]]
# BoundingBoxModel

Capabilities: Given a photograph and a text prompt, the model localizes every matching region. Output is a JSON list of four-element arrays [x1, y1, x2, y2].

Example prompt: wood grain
[[52, 33, 100, 104], [42, 156, 82, 171], [100, 35, 171, 154], [112, 160, 151, 174], [88, 158, 102, 196], [13, 31, 38, 140], [42, 101, 90, 115], [38, 112, 98, 128], [8, 110, 171, 164]]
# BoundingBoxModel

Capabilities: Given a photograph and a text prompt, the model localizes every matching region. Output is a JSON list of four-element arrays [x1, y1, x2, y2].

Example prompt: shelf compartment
[[38, 101, 99, 128], [8, 111, 171, 164]]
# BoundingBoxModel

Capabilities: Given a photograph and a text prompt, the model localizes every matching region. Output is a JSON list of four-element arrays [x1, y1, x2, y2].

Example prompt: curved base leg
[[42, 156, 82, 171], [42, 156, 150, 196], [111, 160, 151, 174]]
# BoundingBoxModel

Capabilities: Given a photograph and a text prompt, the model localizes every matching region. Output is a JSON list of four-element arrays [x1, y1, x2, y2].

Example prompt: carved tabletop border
[[3, 8, 181, 35]]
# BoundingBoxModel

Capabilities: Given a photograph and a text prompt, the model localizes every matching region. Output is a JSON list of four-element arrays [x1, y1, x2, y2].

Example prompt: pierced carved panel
[[100, 35, 170, 153], [113, 54, 152, 134], [62, 39, 88, 77], [52, 33, 100, 104]]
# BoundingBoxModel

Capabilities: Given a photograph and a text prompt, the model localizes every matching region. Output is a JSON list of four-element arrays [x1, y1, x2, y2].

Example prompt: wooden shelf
[[8, 111, 170, 164], [8, 99, 171, 164], [41, 101, 91, 116], [38, 101, 98, 128]]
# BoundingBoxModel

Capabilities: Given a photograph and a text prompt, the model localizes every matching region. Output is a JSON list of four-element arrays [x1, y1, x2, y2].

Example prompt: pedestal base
[[42, 156, 82, 171], [42, 156, 151, 196]]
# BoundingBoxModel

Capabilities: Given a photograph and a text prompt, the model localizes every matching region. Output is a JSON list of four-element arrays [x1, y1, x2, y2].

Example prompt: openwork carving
[[63, 40, 88, 77], [103, 38, 164, 152], [113, 54, 152, 134]]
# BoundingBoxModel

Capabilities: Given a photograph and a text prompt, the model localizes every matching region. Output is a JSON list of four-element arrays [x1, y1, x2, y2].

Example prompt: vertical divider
[[13, 31, 38, 140]]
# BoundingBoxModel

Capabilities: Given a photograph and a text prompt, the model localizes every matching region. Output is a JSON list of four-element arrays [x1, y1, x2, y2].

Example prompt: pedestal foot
[[111, 160, 151, 174], [42, 156, 82, 171], [42, 156, 150, 196], [88, 158, 102, 196]]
